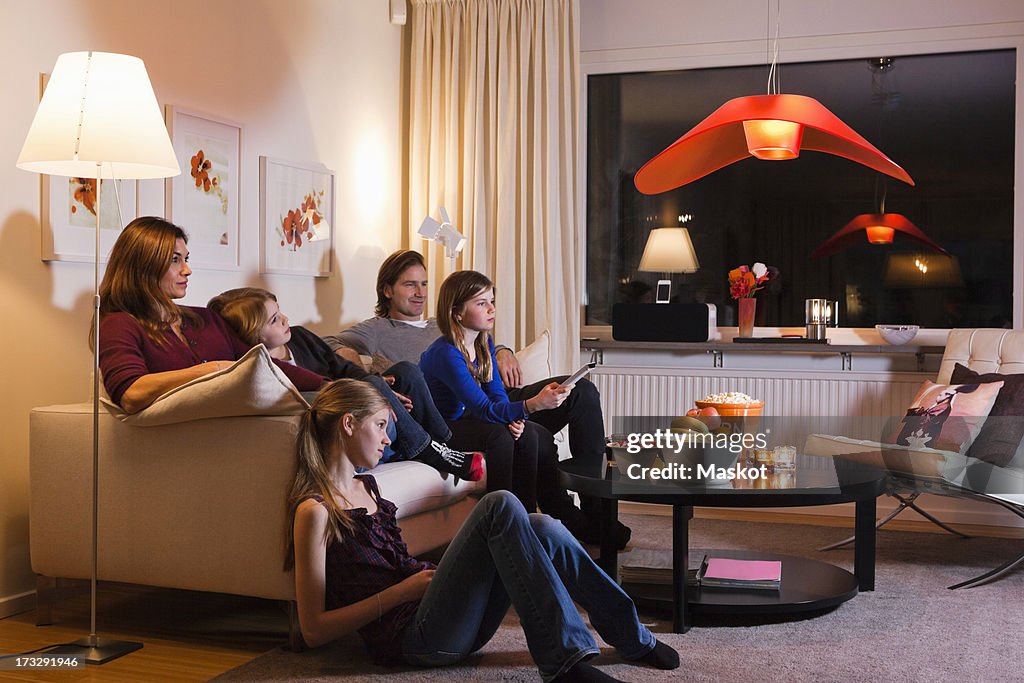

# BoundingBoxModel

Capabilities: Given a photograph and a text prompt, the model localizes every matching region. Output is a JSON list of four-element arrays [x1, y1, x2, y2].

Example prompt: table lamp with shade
[[17, 51, 180, 664], [638, 227, 699, 303]]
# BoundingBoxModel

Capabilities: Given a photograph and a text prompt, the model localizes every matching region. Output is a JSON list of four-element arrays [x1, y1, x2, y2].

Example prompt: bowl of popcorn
[[694, 391, 764, 417]]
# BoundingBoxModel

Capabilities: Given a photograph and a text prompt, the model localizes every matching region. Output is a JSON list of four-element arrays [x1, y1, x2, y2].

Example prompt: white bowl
[[875, 324, 919, 345]]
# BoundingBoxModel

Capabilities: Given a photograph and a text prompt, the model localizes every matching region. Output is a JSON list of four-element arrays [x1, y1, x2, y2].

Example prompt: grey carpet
[[213, 514, 1024, 682]]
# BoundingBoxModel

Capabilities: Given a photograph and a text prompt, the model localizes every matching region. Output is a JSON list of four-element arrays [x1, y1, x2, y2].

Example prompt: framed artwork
[[165, 107, 241, 270], [41, 176, 137, 262], [259, 156, 334, 277]]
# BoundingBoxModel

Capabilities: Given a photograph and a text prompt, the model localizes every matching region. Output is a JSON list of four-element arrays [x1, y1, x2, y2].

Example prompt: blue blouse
[[419, 336, 528, 424]]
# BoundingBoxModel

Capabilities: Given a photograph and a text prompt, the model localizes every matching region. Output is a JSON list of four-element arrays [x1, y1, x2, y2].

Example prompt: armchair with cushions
[[807, 328, 1024, 588]]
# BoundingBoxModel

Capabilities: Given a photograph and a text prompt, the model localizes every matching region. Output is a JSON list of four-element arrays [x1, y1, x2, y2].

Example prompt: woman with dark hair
[[418, 270, 595, 542], [287, 378, 679, 682], [98, 216, 325, 413]]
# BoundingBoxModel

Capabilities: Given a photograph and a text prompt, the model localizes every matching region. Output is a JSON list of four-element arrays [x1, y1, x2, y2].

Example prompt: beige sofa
[[28, 332, 556, 629], [29, 408, 483, 598]]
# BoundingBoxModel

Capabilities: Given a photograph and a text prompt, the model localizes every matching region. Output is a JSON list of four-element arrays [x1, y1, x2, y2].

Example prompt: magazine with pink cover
[[703, 558, 781, 582]]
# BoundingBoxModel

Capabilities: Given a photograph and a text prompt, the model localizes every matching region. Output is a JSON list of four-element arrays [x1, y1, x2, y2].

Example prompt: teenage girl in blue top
[[419, 270, 591, 541]]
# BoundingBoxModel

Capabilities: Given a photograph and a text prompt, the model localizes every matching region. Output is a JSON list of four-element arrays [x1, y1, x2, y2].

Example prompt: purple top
[[312, 475, 433, 663], [99, 305, 326, 406]]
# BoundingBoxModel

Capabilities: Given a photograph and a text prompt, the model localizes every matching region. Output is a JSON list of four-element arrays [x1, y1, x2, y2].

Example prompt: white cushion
[[802, 432, 1024, 494], [804, 433, 957, 480], [370, 459, 486, 518], [516, 330, 551, 385], [102, 345, 309, 426]]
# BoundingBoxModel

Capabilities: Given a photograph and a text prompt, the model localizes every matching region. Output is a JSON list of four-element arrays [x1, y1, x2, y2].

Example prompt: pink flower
[[728, 262, 777, 300]]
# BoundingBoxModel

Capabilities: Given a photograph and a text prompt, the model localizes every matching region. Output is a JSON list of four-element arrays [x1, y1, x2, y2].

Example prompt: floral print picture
[[42, 175, 137, 262], [260, 157, 334, 277], [278, 190, 327, 251], [166, 108, 241, 270], [67, 178, 127, 229], [189, 149, 228, 215]]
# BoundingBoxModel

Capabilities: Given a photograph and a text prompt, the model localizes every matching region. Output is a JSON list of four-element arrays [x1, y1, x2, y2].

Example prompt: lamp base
[[806, 323, 828, 341], [47, 637, 143, 665]]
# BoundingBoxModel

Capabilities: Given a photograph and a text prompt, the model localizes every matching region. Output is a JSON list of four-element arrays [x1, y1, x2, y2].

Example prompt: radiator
[[592, 368, 926, 452]]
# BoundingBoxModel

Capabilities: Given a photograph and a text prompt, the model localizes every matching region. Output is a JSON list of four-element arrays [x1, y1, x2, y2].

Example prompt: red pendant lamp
[[811, 212, 949, 259], [811, 57, 946, 260], [633, 2, 914, 195]]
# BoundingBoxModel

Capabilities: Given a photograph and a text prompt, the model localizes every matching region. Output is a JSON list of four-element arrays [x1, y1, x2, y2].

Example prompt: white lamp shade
[[17, 51, 179, 180], [638, 227, 699, 273]]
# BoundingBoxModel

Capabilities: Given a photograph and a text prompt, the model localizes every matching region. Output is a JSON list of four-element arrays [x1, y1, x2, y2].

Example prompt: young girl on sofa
[[287, 378, 679, 682], [208, 287, 481, 480], [419, 271, 601, 542]]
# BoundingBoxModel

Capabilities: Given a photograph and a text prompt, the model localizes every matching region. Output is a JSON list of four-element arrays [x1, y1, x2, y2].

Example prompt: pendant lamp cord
[[873, 174, 888, 214], [765, 0, 782, 95]]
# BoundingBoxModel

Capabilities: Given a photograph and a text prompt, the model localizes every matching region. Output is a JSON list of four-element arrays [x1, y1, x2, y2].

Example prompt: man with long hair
[[324, 250, 630, 548]]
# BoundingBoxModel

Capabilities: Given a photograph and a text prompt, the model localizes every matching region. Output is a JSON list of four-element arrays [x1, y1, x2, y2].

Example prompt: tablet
[[559, 362, 597, 389]]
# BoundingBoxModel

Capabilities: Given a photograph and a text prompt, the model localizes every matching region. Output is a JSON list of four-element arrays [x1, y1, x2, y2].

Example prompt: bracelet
[[376, 593, 382, 621]]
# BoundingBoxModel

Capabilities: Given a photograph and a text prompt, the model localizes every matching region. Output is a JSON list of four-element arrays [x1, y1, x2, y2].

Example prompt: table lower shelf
[[622, 548, 858, 616]]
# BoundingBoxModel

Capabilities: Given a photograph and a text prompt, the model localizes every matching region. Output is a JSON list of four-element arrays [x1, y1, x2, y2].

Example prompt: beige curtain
[[407, 0, 580, 373]]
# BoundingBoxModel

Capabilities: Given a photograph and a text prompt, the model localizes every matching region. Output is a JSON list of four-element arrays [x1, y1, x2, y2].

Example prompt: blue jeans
[[366, 361, 452, 463], [400, 491, 655, 681]]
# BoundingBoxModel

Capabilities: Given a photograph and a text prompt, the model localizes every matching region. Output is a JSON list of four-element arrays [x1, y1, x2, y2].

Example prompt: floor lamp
[[17, 51, 180, 664]]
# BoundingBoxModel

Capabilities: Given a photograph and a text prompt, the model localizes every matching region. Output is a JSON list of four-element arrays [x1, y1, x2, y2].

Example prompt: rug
[[213, 514, 1024, 682]]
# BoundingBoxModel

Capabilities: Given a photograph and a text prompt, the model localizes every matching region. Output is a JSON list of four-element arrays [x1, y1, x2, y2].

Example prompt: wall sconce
[[805, 298, 837, 340], [418, 206, 466, 271]]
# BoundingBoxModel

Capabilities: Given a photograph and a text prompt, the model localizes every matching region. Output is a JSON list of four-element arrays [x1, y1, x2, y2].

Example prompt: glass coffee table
[[559, 453, 886, 633]]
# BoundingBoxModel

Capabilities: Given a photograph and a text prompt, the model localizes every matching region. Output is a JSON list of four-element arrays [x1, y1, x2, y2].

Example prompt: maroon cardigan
[[99, 306, 325, 406]]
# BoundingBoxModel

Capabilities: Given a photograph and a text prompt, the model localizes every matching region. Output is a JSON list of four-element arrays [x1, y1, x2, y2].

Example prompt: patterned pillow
[[887, 379, 1003, 454], [950, 363, 1024, 467]]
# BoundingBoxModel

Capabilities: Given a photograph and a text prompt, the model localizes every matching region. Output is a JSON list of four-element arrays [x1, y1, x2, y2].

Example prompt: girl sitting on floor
[[286, 378, 680, 682]]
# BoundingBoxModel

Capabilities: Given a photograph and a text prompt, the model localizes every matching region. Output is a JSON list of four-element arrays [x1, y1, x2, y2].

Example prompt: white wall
[[0, 0, 402, 609]]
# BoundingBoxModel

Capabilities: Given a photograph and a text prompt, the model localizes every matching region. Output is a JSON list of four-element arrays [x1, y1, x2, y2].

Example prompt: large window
[[586, 50, 1015, 329]]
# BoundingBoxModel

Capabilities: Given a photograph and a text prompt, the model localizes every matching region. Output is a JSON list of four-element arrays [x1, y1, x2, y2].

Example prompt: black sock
[[636, 640, 680, 670], [552, 661, 624, 683], [413, 441, 483, 481]]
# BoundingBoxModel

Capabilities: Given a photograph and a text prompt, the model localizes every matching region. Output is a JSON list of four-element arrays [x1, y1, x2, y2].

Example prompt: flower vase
[[738, 298, 756, 338]]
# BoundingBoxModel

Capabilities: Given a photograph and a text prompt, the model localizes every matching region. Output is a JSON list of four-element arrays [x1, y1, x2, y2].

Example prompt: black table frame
[[560, 457, 885, 633]]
